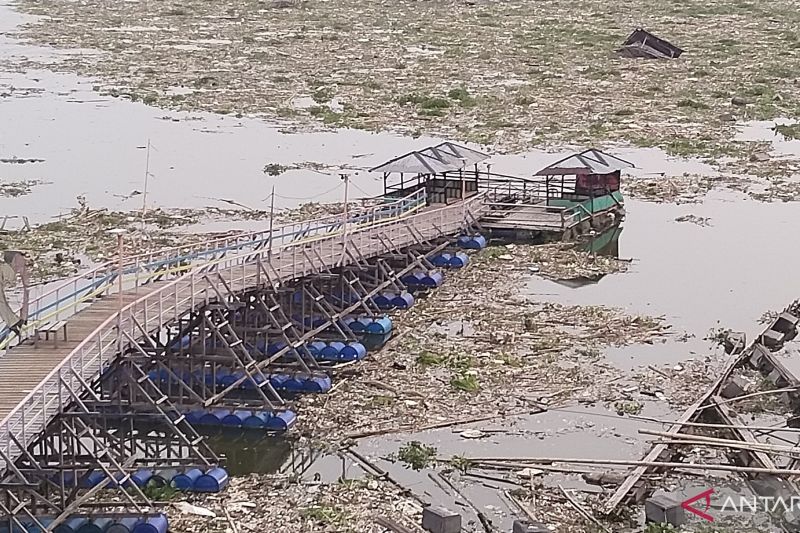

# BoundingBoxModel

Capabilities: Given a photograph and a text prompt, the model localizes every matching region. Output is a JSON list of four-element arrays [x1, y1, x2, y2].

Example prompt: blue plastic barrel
[[149, 469, 177, 487], [172, 469, 202, 490], [349, 319, 366, 334], [421, 271, 445, 287], [294, 345, 313, 359], [205, 368, 228, 386], [176, 369, 193, 384], [242, 373, 266, 390], [392, 293, 414, 309], [366, 317, 393, 335], [193, 468, 229, 493], [83, 471, 105, 488], [308, 340, 327, 356], [169, 335, 190, 350], [254, 339, 268, 355], [198, 409, 228, 426], [185, 410, 206, 425], [266, 410, 297, 432], [54, 518, 87, 533], [320, 342, 345, 360], [302, 376, 332, 393], [339, 342, 367, 362], [242, 411, 271, 428], [269, 374, 289, 389], [344, 293, 359, 304], [131, 515, 168, 533], [267, 341, 288, 356], [204, 337, 219, 350], [282, 376, 305, 391], [373, 293, 392, 309], [54, 471, 77, 487], [432, 253, 452, 267], [456, 235, 472, 248], [221, 410, 249, 427], [109, 472, 128, 488], [219, 371, 244, 389], [130, 469, 154, 488], [470, 235, 487, 249], [189, 369, 204, 386], [106, 518, 140, 533], [77, 518, 112, 533], [23, 518, 54, 533], [400, 272, 425, 287], [343, 317, 365, 333], [449, 252, 470, 269]]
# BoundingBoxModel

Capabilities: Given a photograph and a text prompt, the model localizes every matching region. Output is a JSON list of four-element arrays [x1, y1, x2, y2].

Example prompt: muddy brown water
[[0, 1, 721, 227], [4, 1, 800, 530]]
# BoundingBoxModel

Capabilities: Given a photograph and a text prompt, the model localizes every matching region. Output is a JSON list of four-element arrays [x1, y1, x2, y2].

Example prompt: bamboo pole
[[435, 472, 494, 533], [653, 438, 800, 459], [504, 490, 538, 523], [640, 429, 800, 457], [629, 414, 800, 434], [558, 485, 611, 533], [695, 387, 799, 411], [458, 457, 800, 476]]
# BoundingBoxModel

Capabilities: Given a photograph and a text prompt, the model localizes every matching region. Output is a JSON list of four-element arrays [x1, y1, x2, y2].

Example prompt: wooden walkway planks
[[480, 205, 570, 232], [0, 283, 168, 421]]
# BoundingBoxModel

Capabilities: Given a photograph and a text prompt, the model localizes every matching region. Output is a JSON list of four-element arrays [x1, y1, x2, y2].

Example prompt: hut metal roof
[[422, 142, 489, 167], [535, 149, 635, 176], [370, 142, 489, 174]]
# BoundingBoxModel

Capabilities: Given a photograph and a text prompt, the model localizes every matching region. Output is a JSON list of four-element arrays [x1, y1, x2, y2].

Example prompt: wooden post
[[545, 176, 550, 206]]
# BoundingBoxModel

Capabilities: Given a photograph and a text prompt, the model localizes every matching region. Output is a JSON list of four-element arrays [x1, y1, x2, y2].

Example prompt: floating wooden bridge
[[0, 145, 633, 531]]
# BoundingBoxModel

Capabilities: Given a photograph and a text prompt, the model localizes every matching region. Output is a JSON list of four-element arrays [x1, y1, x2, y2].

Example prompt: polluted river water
[[3, 0, 800, 531]]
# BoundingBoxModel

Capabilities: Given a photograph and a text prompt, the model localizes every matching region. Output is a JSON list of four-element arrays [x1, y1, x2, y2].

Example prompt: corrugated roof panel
[[369, 151, 458, 174], [535, 149, 636, 176], [370, 142, 489, 174]]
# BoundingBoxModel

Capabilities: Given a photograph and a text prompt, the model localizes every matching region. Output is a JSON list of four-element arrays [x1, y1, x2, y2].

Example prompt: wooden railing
[[0, 191, 487, 470], [0, 190, 427, 351]]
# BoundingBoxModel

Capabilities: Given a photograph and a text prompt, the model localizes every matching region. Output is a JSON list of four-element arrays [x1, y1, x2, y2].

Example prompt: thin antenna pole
[[340, 174, 349, 265], [460, 158, 467, 221], [141, 139, 151, 232], [268, 185, 275, 258]]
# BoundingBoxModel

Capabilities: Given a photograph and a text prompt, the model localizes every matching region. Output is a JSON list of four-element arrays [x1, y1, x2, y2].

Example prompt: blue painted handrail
[[0, 189, 426, 349]]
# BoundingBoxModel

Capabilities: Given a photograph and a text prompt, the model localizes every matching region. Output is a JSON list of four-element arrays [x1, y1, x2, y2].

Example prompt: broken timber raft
[[604, 301, 800, 514]]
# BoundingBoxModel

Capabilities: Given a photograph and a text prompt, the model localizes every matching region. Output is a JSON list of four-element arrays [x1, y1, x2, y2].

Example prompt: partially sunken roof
[[535, 149, 635, 176], [619, 29, 683, 59], [370, 142, 489, 174]]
